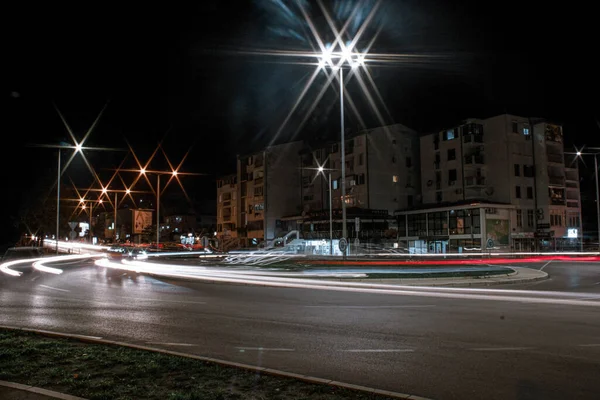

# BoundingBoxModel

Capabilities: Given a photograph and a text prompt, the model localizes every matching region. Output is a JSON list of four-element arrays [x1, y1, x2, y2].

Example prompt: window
[[406, 157, 412, 168], [428, 211, 449, 235], [448, 169, 457, 182], [332, 179, 339, 190], [392, 156, 396, 164], [514, 164, 520, 176], [358, 153, 364, 166], [512, 121, 518, 133], [449, 208, 481, 235], [527, 186, 533, 199], [523, 126, 530, 136], [445, 129, 456, 140], [407, 213, 427, 236], [516, 210, 523, 228], [436, 192, 443, 203], [447, 149, 456, 161], [254, 186, 263, 197], [392, 175, 399, 183], [524, 165, 534, 177], [527, 209, 534, 227], [356, 174, 365, 185], [407, 195, 413, 207], [515, 186, 521, 198]]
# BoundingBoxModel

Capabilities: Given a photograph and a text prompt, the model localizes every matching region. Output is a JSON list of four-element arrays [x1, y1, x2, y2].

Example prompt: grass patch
[[0, 329, 393, 400]]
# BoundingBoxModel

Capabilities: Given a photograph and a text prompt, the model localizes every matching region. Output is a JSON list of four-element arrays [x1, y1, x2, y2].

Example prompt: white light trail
[[33, 253, 106, 275], [0, 257, 44, 277]]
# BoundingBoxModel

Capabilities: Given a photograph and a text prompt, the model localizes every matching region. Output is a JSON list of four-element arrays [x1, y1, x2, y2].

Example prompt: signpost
[[338, 237, 348, 255]]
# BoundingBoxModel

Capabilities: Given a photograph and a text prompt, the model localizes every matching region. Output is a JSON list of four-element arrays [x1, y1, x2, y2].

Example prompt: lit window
[[446, 129, 455, 140], [333, 180, 339, 190], [393, 175, 399, 183], [523, 127, 530, 135]]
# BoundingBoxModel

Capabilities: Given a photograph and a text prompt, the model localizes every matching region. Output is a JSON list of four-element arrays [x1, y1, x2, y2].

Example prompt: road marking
[[146, 342, 197, 347], [304, 305, 435, 309], [235, 347, 295, 352], [39, 285, 70, 293], [343, 349, 414, 353], [118, 296, 206, 305], [472, 347, 534, 352], [31, 276, 39, 282], [540, 260, 553, 271], [594, 282, 600, 285], [577, 344, 600, 347]]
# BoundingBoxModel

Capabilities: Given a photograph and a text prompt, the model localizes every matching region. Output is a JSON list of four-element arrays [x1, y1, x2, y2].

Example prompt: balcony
[[550, 198, 565, 206], [566, 181, 578, 188], [463, 134, 483, 144], [547, 153, 563, 164], [465, 176, 486, 187], [548, 176, 565, 186], [464, 155, 484, 165]]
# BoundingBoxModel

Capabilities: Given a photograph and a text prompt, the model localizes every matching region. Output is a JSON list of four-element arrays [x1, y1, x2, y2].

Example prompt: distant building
[[398, 114, 582, 252]]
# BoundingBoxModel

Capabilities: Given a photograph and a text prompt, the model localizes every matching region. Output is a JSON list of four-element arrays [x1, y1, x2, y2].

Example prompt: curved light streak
[[0, 257, 44, 277]]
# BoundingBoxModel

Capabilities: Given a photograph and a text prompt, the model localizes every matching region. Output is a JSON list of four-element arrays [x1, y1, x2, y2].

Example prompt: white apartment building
[[300, 123, 420, 214], [216, 174, 238, 239], [397, 114, 581, 252]]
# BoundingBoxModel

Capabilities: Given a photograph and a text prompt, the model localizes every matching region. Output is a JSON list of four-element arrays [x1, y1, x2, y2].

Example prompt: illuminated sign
[[567, 228, 578, 238]]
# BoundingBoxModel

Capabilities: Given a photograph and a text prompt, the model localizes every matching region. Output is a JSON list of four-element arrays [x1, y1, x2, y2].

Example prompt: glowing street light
[[570, 147, 600, 251], [316, 43, 368, 254], [317, 165, 333, 255]]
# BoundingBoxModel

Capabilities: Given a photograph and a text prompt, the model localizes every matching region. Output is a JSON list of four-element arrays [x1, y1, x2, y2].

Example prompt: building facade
[[216, 174, 238, 239], [412, 114, 581, 252]]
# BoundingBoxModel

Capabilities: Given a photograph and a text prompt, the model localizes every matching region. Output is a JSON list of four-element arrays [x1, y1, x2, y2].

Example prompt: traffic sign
[[486, 238, 494, 249], [338, 238, 348, 253]]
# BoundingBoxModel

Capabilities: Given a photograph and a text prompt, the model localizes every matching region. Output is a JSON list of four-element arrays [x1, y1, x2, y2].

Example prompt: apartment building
[[300, 123, 420, 212], [216, 141, 304, 246], [397, 114, 581, 252], [216, 174, 238, 239]]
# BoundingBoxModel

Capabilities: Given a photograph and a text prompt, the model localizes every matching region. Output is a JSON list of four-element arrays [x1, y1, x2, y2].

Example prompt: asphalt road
[[1, 260, 600, 400]]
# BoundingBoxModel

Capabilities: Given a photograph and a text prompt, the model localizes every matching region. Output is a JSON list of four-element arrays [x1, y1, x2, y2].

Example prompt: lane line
[[305, 305, 435, 309], [146, 342, 197, 347], [31, 276, 39, 282], [577, 344, 600, 347], [343, 349, 414, 353], [235, 347, 295, 352], [39, 284, 70, 293], [472, 347, 534, 351], [118, 296, 206, 305], [540, 260, 553, 271]]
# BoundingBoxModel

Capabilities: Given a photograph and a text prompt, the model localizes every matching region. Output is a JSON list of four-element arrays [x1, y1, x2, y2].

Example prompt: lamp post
[[318, 166, 333, 255], [571, 149, 600, 251], [79, 198, 103, 243], [317, 47, 365, 254]]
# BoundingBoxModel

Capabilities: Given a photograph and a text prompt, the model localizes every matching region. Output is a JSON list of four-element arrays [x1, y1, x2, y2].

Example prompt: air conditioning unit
[[350, 180, 356, 186]]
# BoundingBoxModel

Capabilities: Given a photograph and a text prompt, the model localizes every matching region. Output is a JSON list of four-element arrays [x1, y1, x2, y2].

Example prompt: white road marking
[[305, 305, 435, 309], [540, 260, 553, 271], [146, 342, 197, 347], [472, 347, 534, 351], [594, 282, 600, 285], [577, 344, 600, 347], [39, 285, 70, 293], [343, 349, 414, 353], [31, 276, 39, 282], [118, 296, 206, 305], [235, 347, 295, 351]]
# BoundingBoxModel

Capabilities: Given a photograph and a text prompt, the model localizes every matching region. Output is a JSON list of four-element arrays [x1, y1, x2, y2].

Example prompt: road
[[1, 260, 600, 400]]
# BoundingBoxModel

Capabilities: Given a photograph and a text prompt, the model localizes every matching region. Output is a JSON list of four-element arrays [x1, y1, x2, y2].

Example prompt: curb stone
[[0, 326, 433, 400], [0, 380, 87, 400]]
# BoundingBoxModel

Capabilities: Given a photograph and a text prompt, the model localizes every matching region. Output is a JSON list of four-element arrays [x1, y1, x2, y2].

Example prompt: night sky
[[4, 0, 599, 244]]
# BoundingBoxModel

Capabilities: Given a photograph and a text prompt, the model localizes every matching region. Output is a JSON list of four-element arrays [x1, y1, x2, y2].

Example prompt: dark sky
[[4, 0, 599, 243]]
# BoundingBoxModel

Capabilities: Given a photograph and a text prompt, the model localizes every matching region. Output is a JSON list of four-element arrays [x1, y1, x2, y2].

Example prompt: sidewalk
[[0, 381, 86, 400]]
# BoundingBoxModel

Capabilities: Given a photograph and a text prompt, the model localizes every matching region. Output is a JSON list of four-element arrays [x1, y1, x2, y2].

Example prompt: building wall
[[216, 174, 237, 238], [264, 141, 304, 239], [419, 114, 582, 248]]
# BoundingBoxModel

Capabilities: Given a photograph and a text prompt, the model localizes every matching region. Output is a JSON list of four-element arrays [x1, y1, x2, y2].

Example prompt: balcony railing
[[547, 153, 563, 164], [465, 176, 486, 186], [550, 198, 565, 206], [464, 155, 484, 165], [548, 176, 565, 186], [463, 134, 483, 144]]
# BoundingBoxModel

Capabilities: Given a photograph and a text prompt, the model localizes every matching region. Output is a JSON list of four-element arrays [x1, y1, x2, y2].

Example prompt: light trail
[[93, 258, 600, 308], [33, 253, 106, 275], [0, 257, 44, 277]]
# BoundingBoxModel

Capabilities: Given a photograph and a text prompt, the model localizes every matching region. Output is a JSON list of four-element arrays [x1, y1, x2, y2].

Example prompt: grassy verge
[[0, 329, 393, 400]]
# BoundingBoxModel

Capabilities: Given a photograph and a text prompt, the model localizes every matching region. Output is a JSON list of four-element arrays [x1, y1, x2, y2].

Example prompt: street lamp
[[318, 165, 333, 255], [317, 44, 367, 253], [77, 198, 103, 243], [569, 148, 600, 251]]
